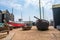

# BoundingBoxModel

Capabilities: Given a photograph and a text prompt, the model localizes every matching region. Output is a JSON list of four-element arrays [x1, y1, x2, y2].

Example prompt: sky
[[0, 0, 60, 22]]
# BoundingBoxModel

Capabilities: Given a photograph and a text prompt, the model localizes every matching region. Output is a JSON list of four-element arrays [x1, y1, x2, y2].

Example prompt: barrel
[[52, 4, 60, 28]]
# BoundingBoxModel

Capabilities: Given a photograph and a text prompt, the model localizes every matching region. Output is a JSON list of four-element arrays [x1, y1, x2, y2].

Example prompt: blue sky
[[0, 0, 59, 21]]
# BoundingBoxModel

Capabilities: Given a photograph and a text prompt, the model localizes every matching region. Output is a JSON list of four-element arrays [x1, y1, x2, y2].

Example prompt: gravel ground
[[12, 26, 60, 40]]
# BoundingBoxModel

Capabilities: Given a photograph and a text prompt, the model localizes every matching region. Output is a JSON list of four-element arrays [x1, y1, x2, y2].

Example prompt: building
[[10, 13, 14, 21], [0, 10, 2, 23], [0, 10, 14, 23], [2, 10, 10, 22], [52, 4, 60, 28], [18, 19, 22, 22]]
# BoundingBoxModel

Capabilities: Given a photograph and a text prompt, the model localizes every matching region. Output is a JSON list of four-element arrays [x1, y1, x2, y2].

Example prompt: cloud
[[0, 0, 22, 10], [0, 0, 55, 21], [41, 0, 55, 9], [24, 0, 54, 8], [41, 0, 52, 7], [0, 0, 54, 10], [10, 3, 22, 10], [24, 0, 39, 8]]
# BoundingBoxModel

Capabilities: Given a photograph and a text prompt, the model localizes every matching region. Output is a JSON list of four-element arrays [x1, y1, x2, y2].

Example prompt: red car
[[8, 21, 26, 28]]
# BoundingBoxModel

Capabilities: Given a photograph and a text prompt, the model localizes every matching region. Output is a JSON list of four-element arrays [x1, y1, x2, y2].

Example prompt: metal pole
[[29, 16, 31, 21], [12, 8, 13, 14], [29, 16, 31, 25], [21, 11, 22, 20], [39, 0, 41, 19], [42, 7, 44, 19]]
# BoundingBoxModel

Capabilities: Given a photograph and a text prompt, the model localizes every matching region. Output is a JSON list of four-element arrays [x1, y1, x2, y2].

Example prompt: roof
[[52, 4, 60, 8], [2, 10, 9, 14]]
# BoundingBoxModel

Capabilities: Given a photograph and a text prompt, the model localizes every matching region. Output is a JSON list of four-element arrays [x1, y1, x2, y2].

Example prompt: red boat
[[8, 21, 26, 28]]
